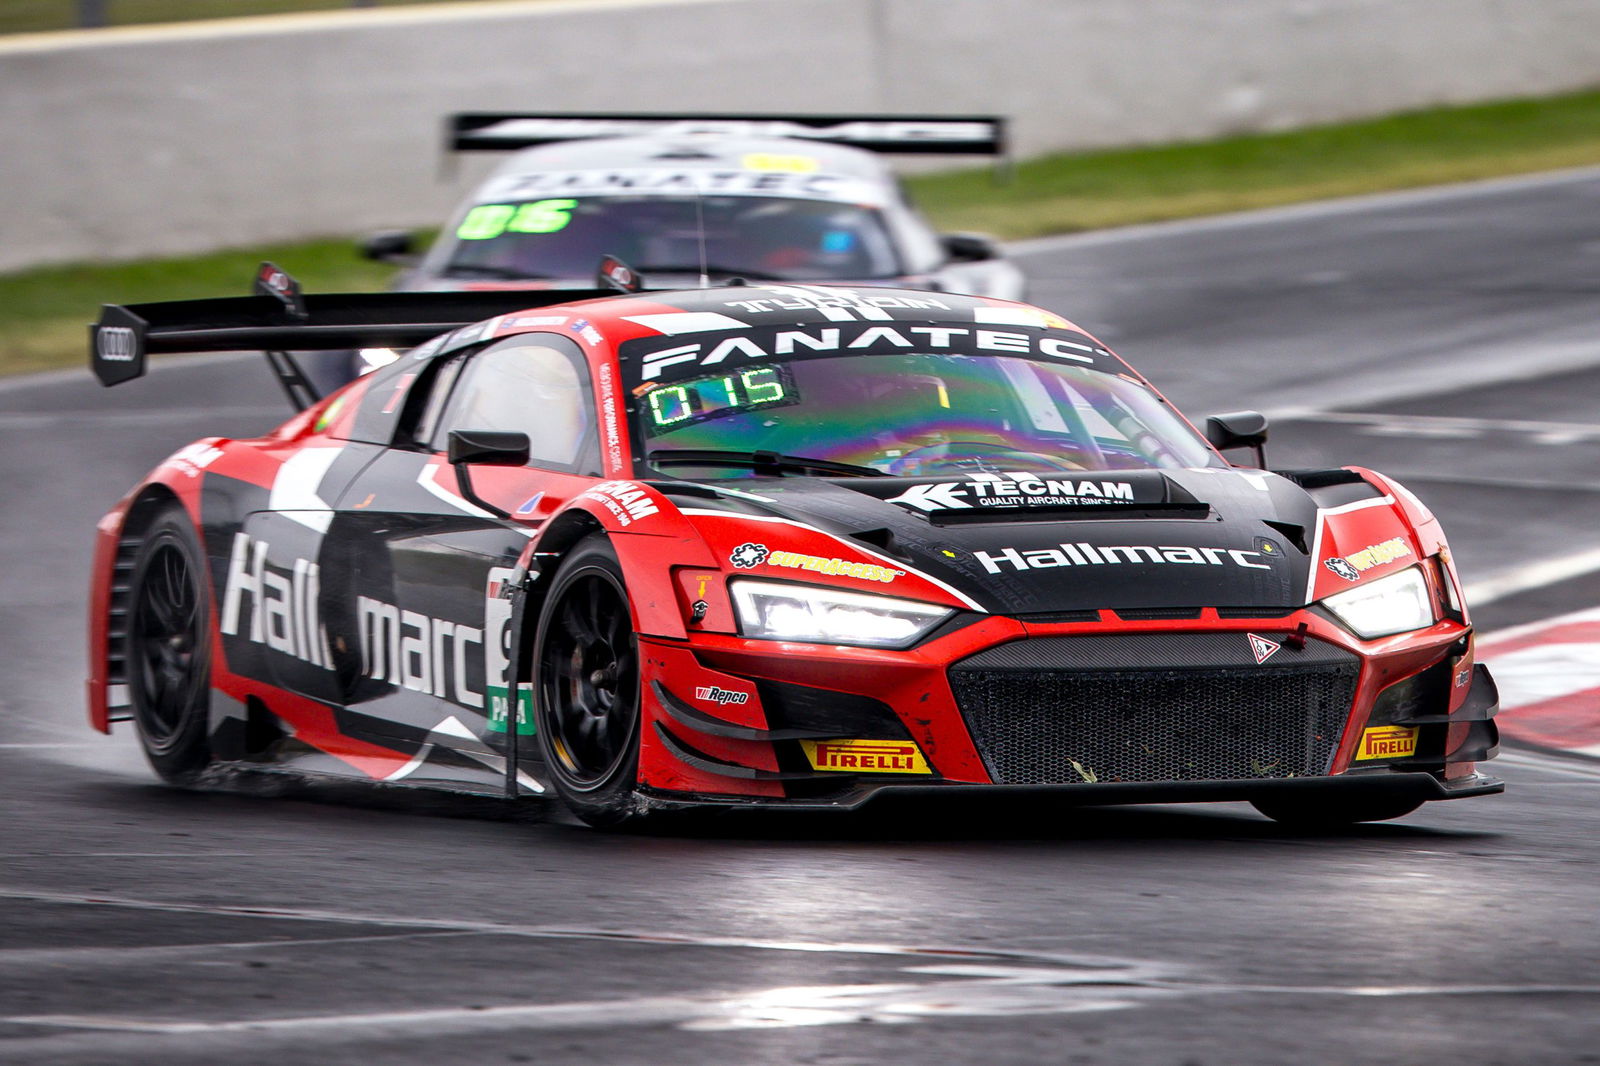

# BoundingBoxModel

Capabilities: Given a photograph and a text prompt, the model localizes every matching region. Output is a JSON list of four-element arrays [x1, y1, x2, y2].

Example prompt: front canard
[[802, 739, 932, 774], [1356, 725, 1419, 760]]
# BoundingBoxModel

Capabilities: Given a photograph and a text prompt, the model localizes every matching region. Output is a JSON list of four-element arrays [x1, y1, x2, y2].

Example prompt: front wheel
[[1251, 792, 1424, 828], [125, 504, 215, 785], [533, 535, 644, 828]]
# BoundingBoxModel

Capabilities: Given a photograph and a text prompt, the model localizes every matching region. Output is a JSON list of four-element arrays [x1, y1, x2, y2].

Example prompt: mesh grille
[[949, 636, 1358, 785]]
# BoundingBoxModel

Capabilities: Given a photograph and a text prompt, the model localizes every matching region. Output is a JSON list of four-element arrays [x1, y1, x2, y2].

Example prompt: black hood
[[661, 468, 1338, 616]]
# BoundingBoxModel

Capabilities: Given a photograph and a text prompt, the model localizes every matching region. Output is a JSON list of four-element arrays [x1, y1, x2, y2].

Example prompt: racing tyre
[[534, 535, 644, 828], [126, 505, 215, 785], [1250, 793, 1424, 828]]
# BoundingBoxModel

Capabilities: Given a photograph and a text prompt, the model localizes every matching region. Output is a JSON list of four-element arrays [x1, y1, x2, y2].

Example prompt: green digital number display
[[456, 199, 579, 241], [645, 366, 798, 434]]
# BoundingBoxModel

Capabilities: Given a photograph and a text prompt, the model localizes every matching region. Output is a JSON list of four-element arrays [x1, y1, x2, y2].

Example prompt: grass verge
[[7, 88, 1600, 376]]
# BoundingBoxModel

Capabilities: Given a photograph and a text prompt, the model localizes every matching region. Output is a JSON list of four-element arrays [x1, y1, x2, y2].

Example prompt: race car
[[364, 113, 1026, 300], [87, 277, 1500, 828]]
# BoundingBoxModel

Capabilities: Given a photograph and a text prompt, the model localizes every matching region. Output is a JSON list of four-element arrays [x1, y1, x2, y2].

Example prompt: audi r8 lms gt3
[[88, 282, 1500, 828], [364, 113, 1024, 300]]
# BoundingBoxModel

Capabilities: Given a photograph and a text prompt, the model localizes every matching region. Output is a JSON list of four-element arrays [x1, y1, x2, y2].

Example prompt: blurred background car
[[362, 113, 1025, 301]]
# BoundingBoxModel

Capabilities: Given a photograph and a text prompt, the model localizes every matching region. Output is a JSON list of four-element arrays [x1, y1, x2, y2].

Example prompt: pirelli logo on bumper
[[1356, 725, 1419, 761], [801, 739, 932, 774]]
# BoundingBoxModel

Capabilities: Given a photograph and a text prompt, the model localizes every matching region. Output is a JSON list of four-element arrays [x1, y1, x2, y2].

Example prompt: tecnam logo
[[96, 327, 136, 362]]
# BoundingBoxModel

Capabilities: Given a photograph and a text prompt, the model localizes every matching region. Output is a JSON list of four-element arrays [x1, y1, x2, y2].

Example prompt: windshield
[[443, 195, 901, 282], [629, 345, 1221, 479]]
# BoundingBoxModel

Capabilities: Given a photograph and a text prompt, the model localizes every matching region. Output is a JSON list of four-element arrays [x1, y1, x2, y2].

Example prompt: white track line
[[1009, 164, 1600, 258], [1466, 547, 1600, 608]]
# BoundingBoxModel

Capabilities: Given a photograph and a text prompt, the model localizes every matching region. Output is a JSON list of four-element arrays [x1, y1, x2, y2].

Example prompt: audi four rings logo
[[97, 327, 136, 362]]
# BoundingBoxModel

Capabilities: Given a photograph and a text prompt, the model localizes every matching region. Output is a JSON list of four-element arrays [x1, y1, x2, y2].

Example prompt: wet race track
[[4, 170, 1600, 1064]]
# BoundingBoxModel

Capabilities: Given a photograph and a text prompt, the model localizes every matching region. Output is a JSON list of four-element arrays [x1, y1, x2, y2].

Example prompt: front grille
[[949, 634, 1359, 785]]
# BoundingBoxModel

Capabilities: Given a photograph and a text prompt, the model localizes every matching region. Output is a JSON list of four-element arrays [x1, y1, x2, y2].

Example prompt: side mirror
[[447, 430, 530, 520], [448, 429, 530, 467], [1204, 411, 1269, 468], [360, 229, 417, 263], [940, 232, 1001, 263]]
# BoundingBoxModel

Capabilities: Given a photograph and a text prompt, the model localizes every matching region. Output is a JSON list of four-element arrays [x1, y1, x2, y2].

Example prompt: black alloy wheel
[[126, 506, 214, 783], [534, 535, 644, 827]]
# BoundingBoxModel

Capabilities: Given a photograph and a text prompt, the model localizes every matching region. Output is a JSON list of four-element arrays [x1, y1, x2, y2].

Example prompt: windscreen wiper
[[647, 449, 889, 478], [442, 265, 554, 280], [632, 264, 788, 281]]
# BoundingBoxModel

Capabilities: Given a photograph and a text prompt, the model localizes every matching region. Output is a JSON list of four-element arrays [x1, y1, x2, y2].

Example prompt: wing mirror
[[940, 232, 1001, 263], [448, 429, 530, 466], [360, 229, 417, 264], [447, 430, 530, 518], [1204, 411, 1269, 468]]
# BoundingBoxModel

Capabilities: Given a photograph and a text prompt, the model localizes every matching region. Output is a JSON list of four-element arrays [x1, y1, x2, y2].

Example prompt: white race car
[[364, 112, 1025, 302]]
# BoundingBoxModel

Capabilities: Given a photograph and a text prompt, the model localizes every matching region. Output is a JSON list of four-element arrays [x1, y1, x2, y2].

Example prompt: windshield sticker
[[1324, 537, 1411, 581], [885, 473, 1137, 512], [973, 307, 1073, 330], [718, 287, 952, 320], [975, 541, 1272, 575], [456, 199, 577, 240], [742, 153, 818, 172], [476, 169, 882, 205], [626, 322, 1107, 381], [643, 366, 800, 435]]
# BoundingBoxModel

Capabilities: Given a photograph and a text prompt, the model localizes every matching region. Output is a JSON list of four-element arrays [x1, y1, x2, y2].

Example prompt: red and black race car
[[87, 273, 1500, 827]]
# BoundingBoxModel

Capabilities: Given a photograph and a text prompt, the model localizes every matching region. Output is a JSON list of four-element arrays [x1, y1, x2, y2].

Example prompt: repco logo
[[96, 327, 136, 362], [694, 685, 749, 706]]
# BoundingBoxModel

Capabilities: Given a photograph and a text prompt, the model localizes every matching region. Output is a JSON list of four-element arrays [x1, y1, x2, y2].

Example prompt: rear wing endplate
[[91, 279, 614, 388], [447, 112, 1008, 158]]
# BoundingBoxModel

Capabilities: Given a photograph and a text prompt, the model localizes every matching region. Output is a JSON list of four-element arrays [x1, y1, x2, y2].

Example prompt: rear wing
[[90, 265, 615, 405], [447, 112, 1008, 159]]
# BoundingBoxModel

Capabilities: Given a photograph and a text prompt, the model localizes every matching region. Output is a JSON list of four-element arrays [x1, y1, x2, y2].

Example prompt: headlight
[[1320, 565, 1434, 639], [730, 579, 954, 648]]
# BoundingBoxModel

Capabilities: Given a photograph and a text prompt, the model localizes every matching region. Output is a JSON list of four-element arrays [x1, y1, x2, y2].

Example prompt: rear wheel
[[533, 535, 644, 828], [1251, 792, 1424, 828], [126, 505, 214, 784]]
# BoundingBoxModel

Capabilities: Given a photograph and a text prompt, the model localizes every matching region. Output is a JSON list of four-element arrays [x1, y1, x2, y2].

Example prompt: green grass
[[8, 87, 1600, 376], [911, 89, 1600, 238], [0, 236, 396, 375]]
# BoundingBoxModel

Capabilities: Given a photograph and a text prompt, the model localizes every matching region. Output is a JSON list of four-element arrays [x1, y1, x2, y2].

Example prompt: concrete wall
[[4, 0, 1599, 272]]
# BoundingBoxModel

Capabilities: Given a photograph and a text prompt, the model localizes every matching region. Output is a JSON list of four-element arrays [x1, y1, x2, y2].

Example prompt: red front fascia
[[634, 602, 1477, 799]]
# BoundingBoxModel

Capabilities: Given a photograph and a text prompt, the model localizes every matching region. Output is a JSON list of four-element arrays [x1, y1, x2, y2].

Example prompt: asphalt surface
[[4, 169, 1600, 1064]]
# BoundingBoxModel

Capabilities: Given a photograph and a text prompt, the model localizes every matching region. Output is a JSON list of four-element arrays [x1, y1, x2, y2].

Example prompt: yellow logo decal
[[1356, 725, 1418, 760], [801, 739, 932, 774], [743, 153, 819, 173]]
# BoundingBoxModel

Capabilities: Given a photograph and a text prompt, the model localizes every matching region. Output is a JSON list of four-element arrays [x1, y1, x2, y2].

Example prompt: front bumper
[[637, 768, 1504, 815], [633, 608, 1498, 808]]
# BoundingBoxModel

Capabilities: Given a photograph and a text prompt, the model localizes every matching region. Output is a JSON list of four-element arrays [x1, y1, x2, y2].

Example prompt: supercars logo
[[801, 739, 931, 774], [1356, 726, 1419, 760], [1247, 633, 1282, 665], [728, 542, 903, 583], [1324, 537, 1411, 582]]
